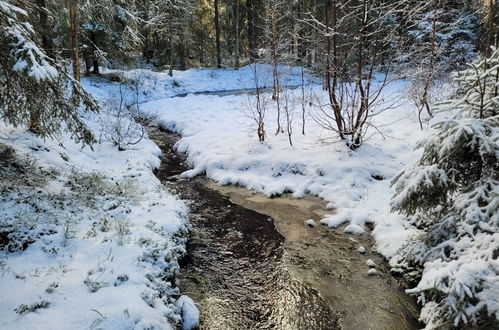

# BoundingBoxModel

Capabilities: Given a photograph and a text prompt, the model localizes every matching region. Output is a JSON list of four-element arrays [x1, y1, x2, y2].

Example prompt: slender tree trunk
[[485, 0, 494, 57], [235, 0, 240, 69], [214, 0, 222, 68], [427, 0, 437, 114], [268, 3, 283, 134], [301, 64, 306, 134], [247, 0, 257, 61], [68, 0, 80, 81], [325, 0, 344, 139], [352, 0, 369, 148], [83, 49, 91, 74], [418, 0, 437, 129], [29, 0, 53, 134], [90, 31, 99, 74], [37, 0, 53, 57], [143, 30, 150, 63], [271, 8, 278, 100], [169, 36, 174, 77], [179, 42, 187, 70]]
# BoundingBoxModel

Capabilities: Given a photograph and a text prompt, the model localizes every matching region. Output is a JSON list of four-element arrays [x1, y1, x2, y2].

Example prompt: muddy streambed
[[148, 126, 421, 330]]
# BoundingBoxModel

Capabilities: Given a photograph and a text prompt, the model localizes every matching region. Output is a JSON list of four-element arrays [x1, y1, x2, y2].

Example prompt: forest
[[0, 0, 498, 329]]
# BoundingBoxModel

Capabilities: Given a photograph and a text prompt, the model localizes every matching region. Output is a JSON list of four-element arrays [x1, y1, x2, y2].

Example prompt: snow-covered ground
[[139, 72, 428, 259], [2, 64, 425, 330], [4, 64, 492, 329], [0, 90, 196, 328], [84, 64, 317, 104], [134, 65, 499, 328]]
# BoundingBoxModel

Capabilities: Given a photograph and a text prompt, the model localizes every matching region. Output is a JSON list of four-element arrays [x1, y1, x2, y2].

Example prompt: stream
[[148, 126, 421, 330]]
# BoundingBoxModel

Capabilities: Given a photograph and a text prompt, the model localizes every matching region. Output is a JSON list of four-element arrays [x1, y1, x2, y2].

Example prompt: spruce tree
[[391, 48, 499, 328], [0, 0, 98, 144]]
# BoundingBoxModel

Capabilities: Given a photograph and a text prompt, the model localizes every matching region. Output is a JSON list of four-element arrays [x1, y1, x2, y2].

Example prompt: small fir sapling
[[391, 48, 499, 328]]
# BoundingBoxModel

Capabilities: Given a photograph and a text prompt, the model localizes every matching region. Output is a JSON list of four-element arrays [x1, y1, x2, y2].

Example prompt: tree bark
[[68, 0, 80, 81], [235, 0, 240, 69], [485, 0, 497, 58], [90, 31, 99, 74], [36, 0, 53, 57], [326, 0, 344, 139], [169, 36, 174, 77], [179, 42, 187, 70], [214, 0, 222, 68], [247, 0, 257, 61]]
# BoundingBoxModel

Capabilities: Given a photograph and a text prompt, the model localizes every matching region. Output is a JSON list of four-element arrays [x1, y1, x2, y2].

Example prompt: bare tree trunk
[[169, 36, 174, 77], [143, 29, 151, 63], [83, 48, 91, 74], [301, 64, 306, 134], [325, 0, 344, 139], [274, 67, 282, 135], [283, 88, 293, 146], [485, 0, 494, 57], [235, 0, 240, 69], [29, 0, 51, 134], [351, 0, 368, 148], [68, 0, 80, 81], [214, 0, 222, 68], [417, 0, 437, 129], [37, 0, 53, 57], [247, 0, 257, 62], [179, 41, 187, 70], [90, 31, 99, 74], [267, 2, 283, 135]]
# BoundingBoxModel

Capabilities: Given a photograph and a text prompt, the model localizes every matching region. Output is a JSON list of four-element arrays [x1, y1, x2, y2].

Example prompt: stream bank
[[148, 126, 421, 330]]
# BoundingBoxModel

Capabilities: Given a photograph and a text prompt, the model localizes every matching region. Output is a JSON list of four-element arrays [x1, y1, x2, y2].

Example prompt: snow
[[81, 64, 432, 325], [367, 268, 378, 276], [358, 246, 366, 254], [82, 64, 317, 105], [1, 1, 58, 82], [4, 62, 493, 328], [175, 295, 200, 330], [373, 213, 419, 259], [0, 81, 190, 328], [137, 67, 428, 261], [344, 224, 365, 235], [304, 219, 317, 227], [366, 259, 377, 268]]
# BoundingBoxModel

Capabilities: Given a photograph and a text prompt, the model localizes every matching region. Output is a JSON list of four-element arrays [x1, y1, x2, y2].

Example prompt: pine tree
[[391, 48, 499, 328], [0, 0, 98, 144]]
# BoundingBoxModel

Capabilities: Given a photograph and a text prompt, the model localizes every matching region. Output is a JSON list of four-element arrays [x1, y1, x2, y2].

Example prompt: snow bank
[[0, 85, 191, 329], [140, 77, 428, 259]]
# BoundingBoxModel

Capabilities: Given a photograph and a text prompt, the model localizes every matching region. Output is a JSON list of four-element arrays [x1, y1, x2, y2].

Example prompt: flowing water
[[149, 126, 421, 330]]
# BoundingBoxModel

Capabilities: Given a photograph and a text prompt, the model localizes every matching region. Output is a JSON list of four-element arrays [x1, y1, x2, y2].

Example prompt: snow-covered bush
[[391, 48, 499, 328], [99, 83, 146, 151], [0, 143, 58, 193]]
